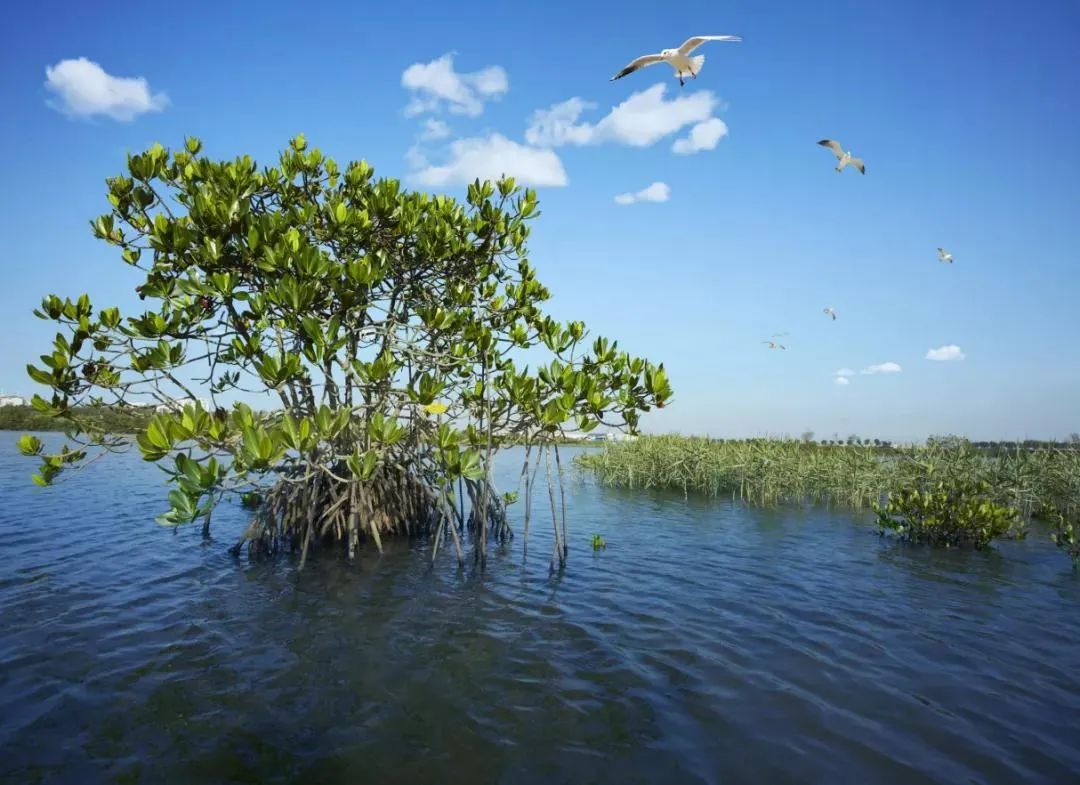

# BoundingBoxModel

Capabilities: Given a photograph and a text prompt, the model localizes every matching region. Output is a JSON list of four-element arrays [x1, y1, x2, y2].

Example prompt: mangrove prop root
[[230, 464, 510, 570]]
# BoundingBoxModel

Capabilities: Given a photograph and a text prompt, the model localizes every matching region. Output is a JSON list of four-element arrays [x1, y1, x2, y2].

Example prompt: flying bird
[[823, 307, 837, 321], [762, 340, 786, 350], [610, 35, 742, 87], [818, 139, 865, 174], [937, 248, 954, 264]]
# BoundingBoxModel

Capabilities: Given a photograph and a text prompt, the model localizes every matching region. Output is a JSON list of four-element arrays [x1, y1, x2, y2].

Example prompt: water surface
[[1, 438, 1078, 784]]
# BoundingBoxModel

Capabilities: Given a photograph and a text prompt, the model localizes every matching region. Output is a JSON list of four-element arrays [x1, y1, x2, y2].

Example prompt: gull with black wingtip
[[610, 35, 742, 87], [817, 139, 866, 175]]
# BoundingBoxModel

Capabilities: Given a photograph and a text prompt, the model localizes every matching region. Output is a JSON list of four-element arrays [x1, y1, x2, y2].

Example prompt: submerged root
[[229, 462, 510, 569]]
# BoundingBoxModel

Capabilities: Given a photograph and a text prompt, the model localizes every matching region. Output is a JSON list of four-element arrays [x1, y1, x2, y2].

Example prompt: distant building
[[0, 394, 27, 408]]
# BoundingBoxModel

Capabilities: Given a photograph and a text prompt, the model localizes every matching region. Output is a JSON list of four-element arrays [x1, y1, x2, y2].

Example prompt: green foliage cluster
[[22, 136, 669, 567], [873, 479, 1022, 549]]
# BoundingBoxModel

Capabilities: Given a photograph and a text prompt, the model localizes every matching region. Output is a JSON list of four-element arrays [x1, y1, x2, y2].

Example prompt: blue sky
[[1, 0, 1078, 442]]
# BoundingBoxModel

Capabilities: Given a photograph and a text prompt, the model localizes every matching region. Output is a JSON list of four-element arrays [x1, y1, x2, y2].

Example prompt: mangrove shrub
[[874, 479, 1022, 549], [21, 136, 671, 569]]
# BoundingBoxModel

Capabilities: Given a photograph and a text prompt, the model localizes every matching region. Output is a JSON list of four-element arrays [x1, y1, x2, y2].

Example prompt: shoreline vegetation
[[577, 434, 1080, 563]]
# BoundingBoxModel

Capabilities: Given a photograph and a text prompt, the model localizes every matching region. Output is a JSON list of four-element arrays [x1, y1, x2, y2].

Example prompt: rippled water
[[1, 436, 1079, 784]]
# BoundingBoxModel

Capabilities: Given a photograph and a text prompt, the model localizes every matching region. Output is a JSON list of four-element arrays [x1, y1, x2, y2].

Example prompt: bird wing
[[849, 158, 866, 174], [678, 35, 742, 55], [610, 54, 665, 81], [817, 139, 844, 159]]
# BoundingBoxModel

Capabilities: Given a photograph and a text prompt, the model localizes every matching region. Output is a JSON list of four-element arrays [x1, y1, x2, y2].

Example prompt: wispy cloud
[[672, 118, 729, 154], [861, 362, 902, 375], [44, 57, 167, 121], [926, 344, 965, 361], [401, 54, 507, 117], [835, 376, 851, 386], [420, 118, 451, 141], [835, 368, 855, 377], [525, 84, 721, 149], [614, 182, 670, 205], [412, 134, 567, 187], [404, 145, 428, 169]]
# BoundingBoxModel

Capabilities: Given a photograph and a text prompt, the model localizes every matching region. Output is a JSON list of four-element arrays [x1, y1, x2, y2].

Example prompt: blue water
[[1, 437, 1078, 784]]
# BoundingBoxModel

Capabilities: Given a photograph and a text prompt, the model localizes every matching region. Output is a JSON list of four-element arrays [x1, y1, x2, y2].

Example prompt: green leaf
[[460, 449, 484, 481], [145, 417, 172, 450], [26, 364, 54, 386], [17, 434, 44, 456]]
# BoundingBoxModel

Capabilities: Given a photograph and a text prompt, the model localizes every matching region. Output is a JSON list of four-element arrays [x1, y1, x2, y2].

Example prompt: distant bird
[[937, 247, 954, 264], [763, 340, 786, 350], [817, 139, 866, 175], [823, 307, 837, 321], [610, 35, 742, 87]]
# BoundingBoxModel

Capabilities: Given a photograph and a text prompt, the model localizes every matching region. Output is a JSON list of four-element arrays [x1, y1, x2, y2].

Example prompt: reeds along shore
[[576, 435, 1080, 517]]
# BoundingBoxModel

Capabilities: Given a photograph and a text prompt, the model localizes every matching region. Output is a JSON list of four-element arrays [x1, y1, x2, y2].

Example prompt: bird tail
[[690, 55, 705, 74]]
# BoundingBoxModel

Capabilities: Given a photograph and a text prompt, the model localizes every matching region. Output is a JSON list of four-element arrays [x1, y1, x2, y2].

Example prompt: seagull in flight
[[937, 248, 954, 264], [610, 35, 742, 87], [818, 139, 866, 175], [763, 339, 787, 350], [823, 307, 837, 321]]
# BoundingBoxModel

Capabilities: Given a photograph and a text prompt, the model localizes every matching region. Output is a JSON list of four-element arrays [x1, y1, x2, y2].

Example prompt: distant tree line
[[1, 404, 154, 434]]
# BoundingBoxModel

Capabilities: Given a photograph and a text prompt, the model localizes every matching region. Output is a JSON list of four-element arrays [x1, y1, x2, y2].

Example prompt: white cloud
[[420, 118, 451, 141], [523, 97, 597, 146], [401, 54, 507, 117], [614, 182, 670, 205], [835, 368, 855, 377], [835, 376, 851, 386], [412, 134, 567, 187], [526, 84, 719, 148], [861, 362, 903, 375], [44, 57, 167, 121], [672, 117, 729, 154], [926, 344, 965, 361]]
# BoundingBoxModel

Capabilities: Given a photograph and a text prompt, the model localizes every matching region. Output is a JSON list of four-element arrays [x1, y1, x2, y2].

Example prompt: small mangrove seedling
[[591, 533, 607, 550], [1047, 504, 1080, 568], [240, 491, 263, 510]]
